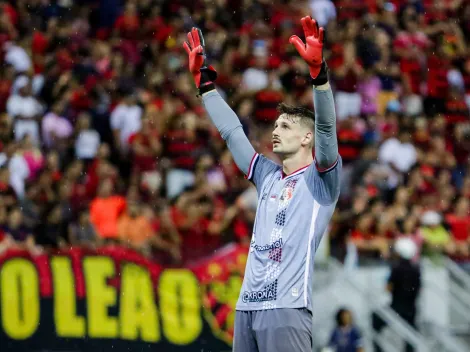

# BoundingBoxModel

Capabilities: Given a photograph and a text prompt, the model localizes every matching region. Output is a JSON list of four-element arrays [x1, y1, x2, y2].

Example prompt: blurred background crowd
[[0, 0, 469, 267]]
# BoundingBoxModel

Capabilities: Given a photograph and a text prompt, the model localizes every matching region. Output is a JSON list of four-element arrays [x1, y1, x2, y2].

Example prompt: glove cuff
[[198, 82, 215, 95], [311, 61, 329, 86], [199, 66, 217, 84]]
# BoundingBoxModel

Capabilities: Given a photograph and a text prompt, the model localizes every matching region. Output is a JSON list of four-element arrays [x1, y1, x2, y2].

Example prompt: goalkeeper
[[183, 16, 341, 352]]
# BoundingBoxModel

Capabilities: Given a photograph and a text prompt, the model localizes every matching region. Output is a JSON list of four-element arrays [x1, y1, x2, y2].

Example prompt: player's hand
[[289, 16, 327, 83], [183, 27, 217, 91]]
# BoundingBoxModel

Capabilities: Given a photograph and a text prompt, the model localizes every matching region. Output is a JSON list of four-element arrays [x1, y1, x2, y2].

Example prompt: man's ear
[[301, 131, 313, 147]]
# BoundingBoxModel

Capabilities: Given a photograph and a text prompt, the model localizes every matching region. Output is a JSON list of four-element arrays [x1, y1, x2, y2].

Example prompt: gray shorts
[[233, 308, 312, 352]]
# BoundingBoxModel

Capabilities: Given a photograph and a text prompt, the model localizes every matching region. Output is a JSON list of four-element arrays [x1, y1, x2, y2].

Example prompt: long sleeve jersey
[[202, 85, 341, 311]]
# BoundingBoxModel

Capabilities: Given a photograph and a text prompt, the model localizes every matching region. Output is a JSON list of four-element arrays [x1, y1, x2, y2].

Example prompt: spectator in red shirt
[[394, 8, 430, 94], [141, 204, 181, 265], [129, 114, 161, 174], [337, 118, 364, 164], [350, 213, 391, 260], [445, 197, 470, 257], [163, 111, 202, 199], [113, 2, 140, 41], [252, 71, 285, 124], [330, 41, 364, 120], [170, 186, 224, 263]]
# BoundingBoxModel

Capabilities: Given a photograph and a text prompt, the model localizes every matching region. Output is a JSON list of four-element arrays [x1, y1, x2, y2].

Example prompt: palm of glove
[[183, 27, 217, 89], [187, 45, 204, 75], [304, 36, 323, 67], [183, 28, 205, 86], [289, 16, 324, 79]]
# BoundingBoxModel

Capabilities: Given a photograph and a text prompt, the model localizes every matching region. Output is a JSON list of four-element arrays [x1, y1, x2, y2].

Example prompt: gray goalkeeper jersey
[[202, 85, 340, 312], [236, 153, 341, 311]]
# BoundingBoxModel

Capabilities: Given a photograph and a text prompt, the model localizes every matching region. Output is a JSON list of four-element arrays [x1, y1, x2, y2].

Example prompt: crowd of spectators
[[0, 0, 469, 266]]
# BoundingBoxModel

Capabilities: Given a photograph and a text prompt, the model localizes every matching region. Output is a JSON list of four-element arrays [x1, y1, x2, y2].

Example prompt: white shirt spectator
[[242, 68, 270, 91], [6, 94, 43, 144], [6, 95, 43, 119], [4, 43, 32, 73], [310, 0, 337, 27], [9, 153, 30, 199], [42, 112, 74, 147], [241, 68, 282, 92], [110, 103, 142, 151], [75, 129, 101, 159], [379, 137, 417, 172], [12, 75, 44, 96]]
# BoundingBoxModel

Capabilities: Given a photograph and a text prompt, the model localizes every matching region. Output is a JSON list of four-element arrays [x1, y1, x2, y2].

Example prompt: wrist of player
[[310, 61, 329, 86], [196, 66, 217, 95], [197, 69, 215, 94]]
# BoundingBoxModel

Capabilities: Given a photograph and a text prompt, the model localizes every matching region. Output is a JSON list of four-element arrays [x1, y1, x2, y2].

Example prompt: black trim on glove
[[311, 61, 329, 86], [198, 82, 216, 95]]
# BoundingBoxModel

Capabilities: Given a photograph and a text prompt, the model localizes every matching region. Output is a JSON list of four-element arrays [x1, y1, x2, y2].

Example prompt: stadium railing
[[328, 257, 431, 352]]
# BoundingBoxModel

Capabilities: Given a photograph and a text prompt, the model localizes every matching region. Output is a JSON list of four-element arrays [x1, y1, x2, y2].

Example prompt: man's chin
[[272, 146, 283, 155]]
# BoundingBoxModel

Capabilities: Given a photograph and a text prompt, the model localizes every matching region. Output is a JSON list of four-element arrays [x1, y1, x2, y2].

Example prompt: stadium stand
[[0, 0, 469, 267]]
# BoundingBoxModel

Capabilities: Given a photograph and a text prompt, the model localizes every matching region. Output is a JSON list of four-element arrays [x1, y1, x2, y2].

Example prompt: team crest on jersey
[[280, 187, 293, 202], [278, 178, 299, 209], [279, 186, 294, 208]]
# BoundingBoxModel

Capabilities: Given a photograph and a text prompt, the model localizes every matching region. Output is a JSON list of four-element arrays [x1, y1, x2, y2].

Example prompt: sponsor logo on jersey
[[242, 280, 278, 303], [250, 238, 283, 252]]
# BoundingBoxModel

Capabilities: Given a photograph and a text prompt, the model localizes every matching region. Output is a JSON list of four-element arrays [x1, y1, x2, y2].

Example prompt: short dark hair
[[335, 307, 351, 326], [276, 103, 315, 126]]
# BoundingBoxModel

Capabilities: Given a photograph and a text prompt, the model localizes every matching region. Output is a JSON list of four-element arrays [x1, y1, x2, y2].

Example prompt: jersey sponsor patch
[[242, 280, 278, 303], [250, 238, 283, 252]]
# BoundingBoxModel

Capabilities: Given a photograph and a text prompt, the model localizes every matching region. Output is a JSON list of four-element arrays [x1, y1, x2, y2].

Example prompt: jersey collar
[[281, 164, 311, 180]]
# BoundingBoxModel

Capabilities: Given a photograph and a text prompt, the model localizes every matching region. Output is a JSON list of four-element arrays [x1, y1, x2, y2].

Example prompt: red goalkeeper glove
[[183, 27, 218, 94], [289, 16, 329, 85]]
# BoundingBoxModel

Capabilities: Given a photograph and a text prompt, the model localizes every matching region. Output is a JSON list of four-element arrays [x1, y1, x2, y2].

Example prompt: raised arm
[[201, 91, 256, 175], [290, 16, 341, 204], [183, 27, 256, 175], [313, 82, 338, 170], [289, 16, 338, 170]]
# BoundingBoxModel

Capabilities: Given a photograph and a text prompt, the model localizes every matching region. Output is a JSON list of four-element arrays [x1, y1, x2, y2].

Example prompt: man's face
[[272, 114, 312, 156]]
